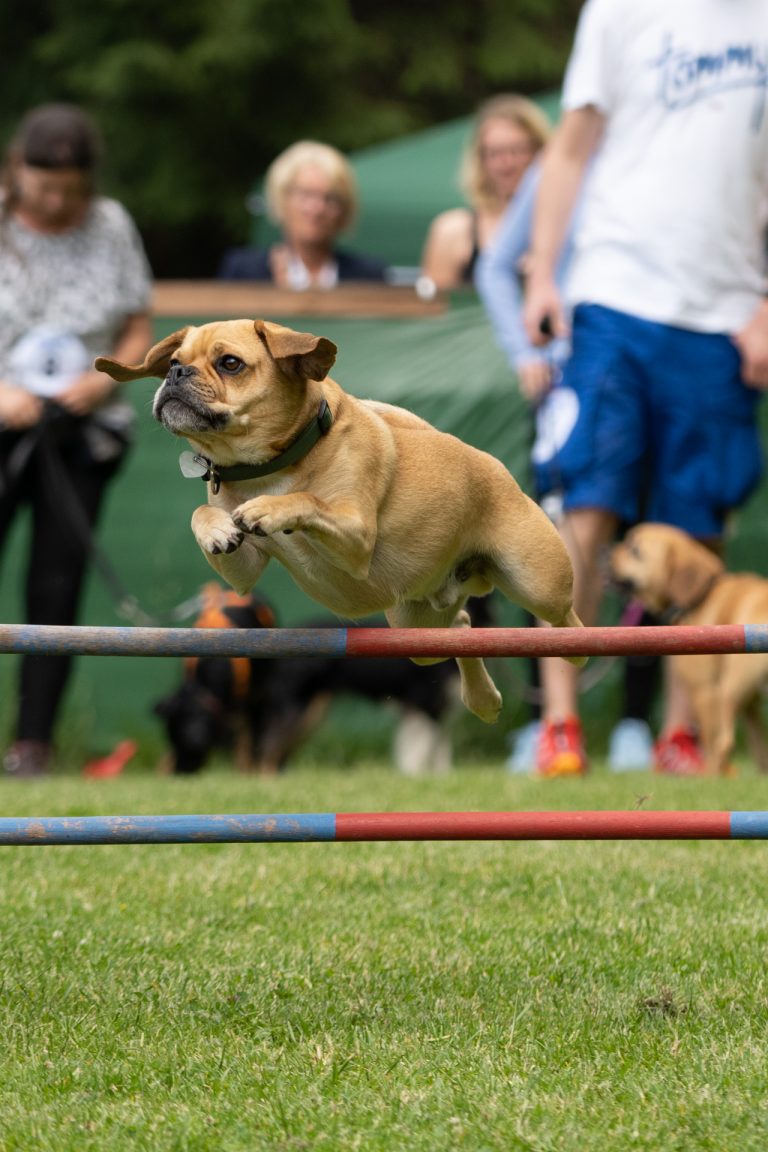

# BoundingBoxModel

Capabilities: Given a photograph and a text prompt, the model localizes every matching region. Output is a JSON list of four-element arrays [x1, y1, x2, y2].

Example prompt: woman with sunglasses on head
[[419, 94, 551, 294]]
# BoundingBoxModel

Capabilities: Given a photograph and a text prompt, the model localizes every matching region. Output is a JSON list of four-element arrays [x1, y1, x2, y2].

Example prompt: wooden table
[[151, 281, 448, 319]]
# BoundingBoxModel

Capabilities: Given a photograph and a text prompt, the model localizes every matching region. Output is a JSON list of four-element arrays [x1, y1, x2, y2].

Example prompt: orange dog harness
[[184, 582, 275, 700]]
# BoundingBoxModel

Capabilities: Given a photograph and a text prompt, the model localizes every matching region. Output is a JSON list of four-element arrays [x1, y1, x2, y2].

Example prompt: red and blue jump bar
[[0, 623, 767, 658], [1, 810, 768, 845], [2, 625, 767, 845]]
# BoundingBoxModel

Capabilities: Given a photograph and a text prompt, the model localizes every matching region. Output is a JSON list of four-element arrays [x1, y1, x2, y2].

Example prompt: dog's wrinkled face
[[611, 523, 723, 616], [152, 322, 259, 439], [95, 318, 338, 459]]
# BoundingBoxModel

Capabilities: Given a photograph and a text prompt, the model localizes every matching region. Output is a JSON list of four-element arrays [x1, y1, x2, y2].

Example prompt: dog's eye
[[217, 355, 245, 375], [169, 358, 180, 368]]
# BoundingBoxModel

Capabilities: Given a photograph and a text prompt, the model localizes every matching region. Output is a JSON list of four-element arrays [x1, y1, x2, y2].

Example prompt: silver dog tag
[[179, 451, 210, 480]]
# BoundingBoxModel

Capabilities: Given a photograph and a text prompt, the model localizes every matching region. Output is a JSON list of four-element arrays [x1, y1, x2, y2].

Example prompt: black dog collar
[[179, 399, 333, 494], [658, 573, 721, 624]]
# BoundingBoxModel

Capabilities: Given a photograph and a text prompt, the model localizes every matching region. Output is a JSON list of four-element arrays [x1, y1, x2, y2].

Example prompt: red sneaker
[[536, 717, 587, 778], [653, 728, 705, 776], [83, 739, 138, 779]]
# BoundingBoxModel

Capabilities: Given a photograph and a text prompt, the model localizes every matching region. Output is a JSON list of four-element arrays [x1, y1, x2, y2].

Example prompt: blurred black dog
[[154, 583, 488, 775]]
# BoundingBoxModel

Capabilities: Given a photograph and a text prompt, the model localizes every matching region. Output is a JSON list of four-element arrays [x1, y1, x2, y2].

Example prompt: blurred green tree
[[1, 0, 581, 275]]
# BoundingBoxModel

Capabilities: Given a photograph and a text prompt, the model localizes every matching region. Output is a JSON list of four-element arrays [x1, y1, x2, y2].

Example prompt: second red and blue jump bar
[[1, 811, 768, 844]]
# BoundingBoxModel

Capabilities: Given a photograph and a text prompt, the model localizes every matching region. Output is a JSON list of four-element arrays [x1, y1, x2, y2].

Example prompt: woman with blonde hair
[[420, 95, 551, 292], [218, 140, 388, 288]]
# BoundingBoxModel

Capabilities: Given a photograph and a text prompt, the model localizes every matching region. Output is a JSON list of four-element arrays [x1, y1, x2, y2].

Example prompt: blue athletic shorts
[[534, 303, 763, 537]]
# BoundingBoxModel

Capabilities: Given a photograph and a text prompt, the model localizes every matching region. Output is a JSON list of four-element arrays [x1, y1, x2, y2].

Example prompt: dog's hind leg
[[718, 662, 768, 776], [233, 715, 258, 774], [486, 515, 587, 668], [253, 696, 332, 773], [680, 670, 731, 775], [742, 696, 768, 774], [386, 600, 501, 724]]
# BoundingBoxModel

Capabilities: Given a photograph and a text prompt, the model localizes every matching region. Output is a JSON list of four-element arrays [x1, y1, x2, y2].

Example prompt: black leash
[[2, 405, 203, 626]]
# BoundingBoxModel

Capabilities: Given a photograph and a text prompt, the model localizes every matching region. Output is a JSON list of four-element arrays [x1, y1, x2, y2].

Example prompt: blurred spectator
[[218, 140, 388, 287], [523, 0, 768, 777], [477, 161, 659, 774], [419, 94, 551, 293], [0, 103, 153, 778], [477, 160, 573, 407]]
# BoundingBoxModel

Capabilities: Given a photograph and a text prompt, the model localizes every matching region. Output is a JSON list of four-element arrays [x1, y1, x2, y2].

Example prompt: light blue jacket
[[475, 160, 579, 374]]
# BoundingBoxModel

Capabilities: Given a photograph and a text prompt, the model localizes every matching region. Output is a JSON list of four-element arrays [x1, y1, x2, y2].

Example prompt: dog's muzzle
[[153, 366, 228, 435], [610, 572, 638, 598]]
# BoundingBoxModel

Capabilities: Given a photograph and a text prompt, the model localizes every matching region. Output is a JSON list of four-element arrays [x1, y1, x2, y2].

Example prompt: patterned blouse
[[0, 196, 152, 441]]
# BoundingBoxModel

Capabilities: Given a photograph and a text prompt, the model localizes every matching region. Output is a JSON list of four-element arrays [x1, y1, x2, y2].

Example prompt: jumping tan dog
[[96, 319, 584, 723], [611, 522, 768, 775]]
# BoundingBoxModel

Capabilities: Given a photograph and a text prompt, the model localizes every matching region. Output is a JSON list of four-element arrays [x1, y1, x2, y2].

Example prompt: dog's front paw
[[233, 496, 304, 538], [191, 505, 244, 555]]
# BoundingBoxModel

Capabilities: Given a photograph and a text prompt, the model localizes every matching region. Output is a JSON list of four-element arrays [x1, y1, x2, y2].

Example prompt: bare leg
[[539, 507, 618, 721], [658, 663, 697, 735]]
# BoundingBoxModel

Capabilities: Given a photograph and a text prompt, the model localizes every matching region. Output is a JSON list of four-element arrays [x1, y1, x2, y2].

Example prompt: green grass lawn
[[2, 761, 768, 1150]]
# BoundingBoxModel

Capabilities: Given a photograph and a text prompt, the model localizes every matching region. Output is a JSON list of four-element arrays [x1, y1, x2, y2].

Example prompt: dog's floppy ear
[[95, 328, 190, 382], [255, 320, 337, 381], [667, 538, 724, 610]]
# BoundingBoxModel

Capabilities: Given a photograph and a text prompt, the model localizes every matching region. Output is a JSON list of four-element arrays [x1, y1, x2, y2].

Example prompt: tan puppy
[[611, 522, 768, 775], [97, 319, 584, 723]]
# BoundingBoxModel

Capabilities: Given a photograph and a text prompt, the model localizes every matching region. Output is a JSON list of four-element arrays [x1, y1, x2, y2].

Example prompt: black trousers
[[0, 420, 125, 745], [622, 609, 661, 722]]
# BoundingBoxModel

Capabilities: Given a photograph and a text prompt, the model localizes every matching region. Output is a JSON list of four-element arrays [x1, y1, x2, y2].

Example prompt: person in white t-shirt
[[523, 0, 768, 778]]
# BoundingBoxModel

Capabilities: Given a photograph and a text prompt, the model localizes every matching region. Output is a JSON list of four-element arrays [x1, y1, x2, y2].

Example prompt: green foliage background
[[0, 0, 582, 275]]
